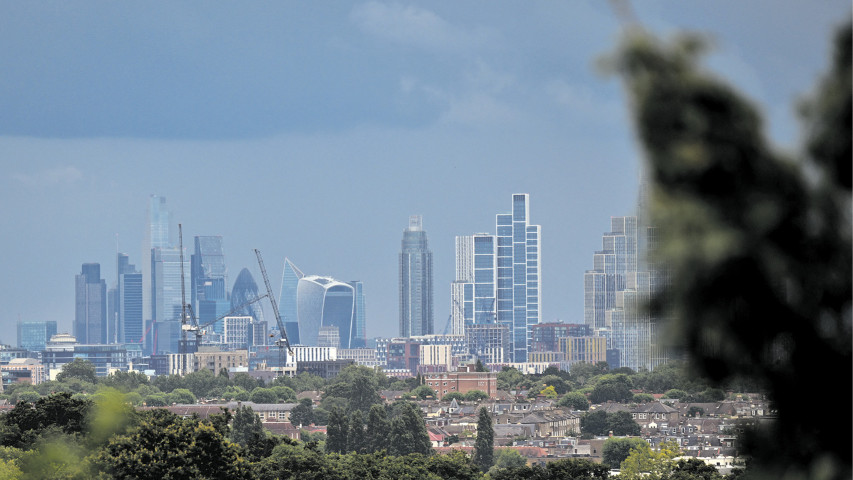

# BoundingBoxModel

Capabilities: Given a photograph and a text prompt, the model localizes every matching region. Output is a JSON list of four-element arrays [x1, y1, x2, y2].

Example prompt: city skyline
[[0, 1, 847, 344]]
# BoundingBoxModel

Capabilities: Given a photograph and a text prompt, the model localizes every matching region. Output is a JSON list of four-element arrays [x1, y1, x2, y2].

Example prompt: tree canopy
[[611, 19, 851, 479]]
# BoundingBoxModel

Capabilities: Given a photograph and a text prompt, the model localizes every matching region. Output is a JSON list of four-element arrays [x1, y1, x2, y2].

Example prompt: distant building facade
[[117, 253, 143, 345], [452, 194, 541, 362], [17, 321, 57, 352], [75, 263, 107, 344], [399, 215, 434, 337], [192, 236, 230, 334], [278, 258, 303, 345], [424, 364, 498, 400]]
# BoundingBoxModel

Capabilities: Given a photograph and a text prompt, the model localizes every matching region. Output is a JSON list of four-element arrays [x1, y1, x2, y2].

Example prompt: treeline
[[0, 391, 610, 479]]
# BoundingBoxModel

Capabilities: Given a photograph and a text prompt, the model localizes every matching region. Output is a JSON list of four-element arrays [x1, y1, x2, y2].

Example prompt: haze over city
[[0, 1, 847, 342]]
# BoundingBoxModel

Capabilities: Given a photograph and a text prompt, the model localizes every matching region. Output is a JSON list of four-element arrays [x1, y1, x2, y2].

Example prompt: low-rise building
[[424, 364, 498, 400], [1, 358, 46, 385]]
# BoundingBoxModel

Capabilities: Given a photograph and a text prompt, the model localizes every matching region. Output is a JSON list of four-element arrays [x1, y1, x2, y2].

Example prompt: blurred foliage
[[609, 18, 851, 480]]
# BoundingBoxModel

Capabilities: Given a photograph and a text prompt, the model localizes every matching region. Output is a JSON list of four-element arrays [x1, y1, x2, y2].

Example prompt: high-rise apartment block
[[399, 215, 433, 337], [452, 194, 541, 362], [75, 263, 107, 344], [497, 194, 542, 362], [583, 211, 666, 371]]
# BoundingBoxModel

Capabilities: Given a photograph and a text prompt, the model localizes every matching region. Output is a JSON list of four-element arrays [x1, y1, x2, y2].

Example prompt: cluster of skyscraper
[[396, 195, 541, 364], [64, 190, 666, 373]]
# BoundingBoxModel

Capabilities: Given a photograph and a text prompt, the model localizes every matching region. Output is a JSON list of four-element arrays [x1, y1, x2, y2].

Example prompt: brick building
[[424, 364, 497, 399]]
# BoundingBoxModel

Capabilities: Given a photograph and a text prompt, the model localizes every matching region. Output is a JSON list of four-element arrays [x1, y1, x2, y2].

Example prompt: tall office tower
[[117, 253, 143, 345], [75, 263, 107, 344], [231, 268, 265, 324], [348, 280, 367, 348], [143, 195, 171, 326], [150, 246, 188, 354], [399, 215, 433, 337], [278, 258, 304, 345], [17, 321, 58, 352], [451, 234, 495, 335], [192, 236, 229, 333], [495, 194, 541, 362], [297, 275, 357, 348], [151, 247, 188, 323]]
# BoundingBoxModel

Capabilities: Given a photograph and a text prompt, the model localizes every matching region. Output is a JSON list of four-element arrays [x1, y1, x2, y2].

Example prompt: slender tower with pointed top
[[399, 215, 434, 337]]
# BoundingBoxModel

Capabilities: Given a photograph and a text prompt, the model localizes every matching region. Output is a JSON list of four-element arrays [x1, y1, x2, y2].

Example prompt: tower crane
[[254, 248, 293, 374], [188, 293, 270, 347], [442, 299, 463, 335], [178, 224, 199, 355]]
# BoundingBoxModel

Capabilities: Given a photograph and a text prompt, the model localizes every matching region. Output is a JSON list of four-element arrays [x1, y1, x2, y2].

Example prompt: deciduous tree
[[610, 19, 851, 479]]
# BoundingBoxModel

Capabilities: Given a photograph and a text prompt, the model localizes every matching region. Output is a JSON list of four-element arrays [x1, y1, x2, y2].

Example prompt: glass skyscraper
[[279, 259, 365, 348], [583, 212, 667, 371], [495, 194, 541, 362], [192, 236, 229, 333], [278, 258, 304, 345], [452, 194, 541, 362], [230, 268, 265, 324], [451, 233, 496, 335], [117, 253, 143, 345], [348, 280, 366, 348], [297, 275, 362, 348], [143, 195, 171, 326], [17, 321, 57, 352], [75, 263, 107, 344], [399, 215, 433, 337]]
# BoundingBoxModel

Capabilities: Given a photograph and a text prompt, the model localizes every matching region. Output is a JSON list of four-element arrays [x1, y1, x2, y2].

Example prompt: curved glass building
[[230, 268, 265, 323], [297, 275, 356, 348]]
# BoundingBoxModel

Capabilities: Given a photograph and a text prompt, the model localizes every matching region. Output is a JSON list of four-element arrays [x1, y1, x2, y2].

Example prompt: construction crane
[[254, 248, 293, 374], [178, 224, 199, 355], [442, 299, 463, 335], [188, 293, 270, 347]]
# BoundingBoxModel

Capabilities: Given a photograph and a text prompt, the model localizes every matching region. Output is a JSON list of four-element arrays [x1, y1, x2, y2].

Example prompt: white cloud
[[12, 166, 83, 187], [351, 1, 489, 53]]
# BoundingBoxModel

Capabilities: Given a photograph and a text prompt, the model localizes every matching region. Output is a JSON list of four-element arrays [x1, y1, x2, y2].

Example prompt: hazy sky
[[0, 1, 848, 343]]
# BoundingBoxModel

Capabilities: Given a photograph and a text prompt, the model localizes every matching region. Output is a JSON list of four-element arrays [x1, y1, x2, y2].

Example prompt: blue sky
[[0, 1, 848, 342]]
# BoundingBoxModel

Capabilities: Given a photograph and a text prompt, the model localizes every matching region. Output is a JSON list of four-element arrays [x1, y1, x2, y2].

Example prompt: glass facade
[[278, 258, 304, 345], [143, 195, 171, 329], [349, 280, 366, 348], [584, 213, 667, 371], [297, 276, 358, 348], [495, 194, 540, 362], [191, 236, 227, 314], [230, 268, 265, 324], [451, 194, 541, 362], [120, 271, 143, 344], [75, 263, 107, 344], [399, 215, 433, 337], [151, 246, 189, 325], [17, 321, 58, 352]]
